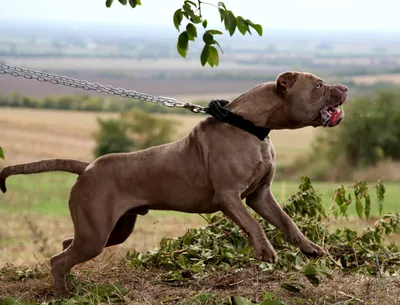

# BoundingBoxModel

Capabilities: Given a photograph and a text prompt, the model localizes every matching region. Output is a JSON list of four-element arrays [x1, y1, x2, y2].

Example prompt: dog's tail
[[0, 159, 89, 193]]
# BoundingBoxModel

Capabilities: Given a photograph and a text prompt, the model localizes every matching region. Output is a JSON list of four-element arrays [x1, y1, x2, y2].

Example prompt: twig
[[337, 291, 365, 304], [326, 249, 343, 269], [229, 278, 249, 286], [197, 0, 202, 18], [353, 246, 358, 266], [375, 255, 382, 278], [327, 190, 338, 214], [199, 1, 219, 8], [198, 214, 232, 235], [160, 248, 189, 256]]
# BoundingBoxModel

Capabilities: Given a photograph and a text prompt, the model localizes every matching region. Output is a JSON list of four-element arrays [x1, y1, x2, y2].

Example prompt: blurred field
[[1, 57, 276, 72], [351, 73, 400, 85], [0, 107, 317, 165], [1, 172, 398, 265]]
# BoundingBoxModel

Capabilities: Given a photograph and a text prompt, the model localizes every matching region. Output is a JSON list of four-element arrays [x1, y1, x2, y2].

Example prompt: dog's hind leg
[[50, 184, 123, 297], [61, 208, 144, 251], [105, 209, 137, 247]]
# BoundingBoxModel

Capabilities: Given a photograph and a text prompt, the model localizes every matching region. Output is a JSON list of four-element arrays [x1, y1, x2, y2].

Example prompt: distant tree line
[[0, 92, 208, 115]]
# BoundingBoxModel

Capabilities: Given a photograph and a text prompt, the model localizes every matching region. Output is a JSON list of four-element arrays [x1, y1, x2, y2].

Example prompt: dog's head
[[275, 72, 348, 128]]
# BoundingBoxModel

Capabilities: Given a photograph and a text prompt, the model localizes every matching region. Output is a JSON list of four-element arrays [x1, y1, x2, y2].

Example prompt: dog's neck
[[226, 82, 295, 130]]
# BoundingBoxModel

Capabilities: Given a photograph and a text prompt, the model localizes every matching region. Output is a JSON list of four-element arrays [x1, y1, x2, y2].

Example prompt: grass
[[1, 173, 398, 217], [0, 172, 398, 265]]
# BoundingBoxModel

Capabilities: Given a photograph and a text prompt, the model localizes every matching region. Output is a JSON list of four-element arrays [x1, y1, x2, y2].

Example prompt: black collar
[[204, 100, 270, 141]]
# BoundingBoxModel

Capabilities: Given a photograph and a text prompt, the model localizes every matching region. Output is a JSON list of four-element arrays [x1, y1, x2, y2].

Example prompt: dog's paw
[[253, 246, 278, 264], [54, 288, 70, 300], [300, 241, 325, 258]]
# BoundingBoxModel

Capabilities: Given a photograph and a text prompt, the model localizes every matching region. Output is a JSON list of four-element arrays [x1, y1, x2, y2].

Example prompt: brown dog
[[0, 72, 347, 297]]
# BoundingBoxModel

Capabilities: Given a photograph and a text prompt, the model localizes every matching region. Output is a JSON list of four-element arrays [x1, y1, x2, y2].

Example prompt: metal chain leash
[[0, 64, 207, 114]]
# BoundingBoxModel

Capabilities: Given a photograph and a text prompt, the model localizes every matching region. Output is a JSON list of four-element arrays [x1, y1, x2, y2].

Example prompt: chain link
[[0, 64, 206, 114]]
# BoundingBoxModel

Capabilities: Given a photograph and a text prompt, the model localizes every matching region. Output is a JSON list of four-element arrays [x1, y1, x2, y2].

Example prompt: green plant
[[124, 177, 399, 292], [0, 146, 4, 160], [105, 0, 263, 67], [93, 118, 134, 158]]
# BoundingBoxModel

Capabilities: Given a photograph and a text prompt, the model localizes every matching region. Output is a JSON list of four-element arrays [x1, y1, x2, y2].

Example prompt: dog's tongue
[[329, 108, 343, 123]]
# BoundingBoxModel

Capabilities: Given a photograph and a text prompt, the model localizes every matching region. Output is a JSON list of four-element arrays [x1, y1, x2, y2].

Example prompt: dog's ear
[[276, 72, 298, 96]]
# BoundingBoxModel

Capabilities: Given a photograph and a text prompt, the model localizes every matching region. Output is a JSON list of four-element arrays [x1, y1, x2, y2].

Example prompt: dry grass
[[0, 108, 317, 165], [0, 211, 206, 266], [351, 73, 400, 85], [1, 262, 399, 305]]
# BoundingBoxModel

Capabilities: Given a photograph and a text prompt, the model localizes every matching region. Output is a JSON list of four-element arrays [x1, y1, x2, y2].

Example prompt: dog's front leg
[[246, 187, 325, 258], [215, 191, 277, 263]]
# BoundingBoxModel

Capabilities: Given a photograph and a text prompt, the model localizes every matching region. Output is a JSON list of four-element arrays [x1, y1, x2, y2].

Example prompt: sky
[[0, 0, 399, 32]]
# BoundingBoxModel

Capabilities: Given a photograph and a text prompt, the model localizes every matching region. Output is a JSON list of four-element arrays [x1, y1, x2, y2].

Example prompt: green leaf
[[202, 19, 208, 28], [280, 282, 301, 293], [190, 15, 201, 24], [177, 31, 189, 58], [183, 2, 198, 22], [207, 46, 219, 67], [0, 298, 37, 305], [118, 0, 127, 5], [224, 11, 237, 36], [364, 194, 371, 219], [129, 0, 141, 8], [203, 32, 214, 45], [213, 40, 224, 53], [249, 23, 263, 36], [355, 197, 363, 219], [185, 0, 197, 7], [173, 9, 184, 31], [186, 23, 197, 41], [105, 0, 114, 7], [246, 19, 263, 36], [0, 146, 4, 160], [200, 45, 210, 66], [218, 1, 227, 10], [218, 8, 226, 22], [261, 300, 287, 305], [207, 29, 223, 35], [236, 16, 250, 35], [375, 181, 385, 216], [303, 263, 320, 286], [231, 296, 255, 305]]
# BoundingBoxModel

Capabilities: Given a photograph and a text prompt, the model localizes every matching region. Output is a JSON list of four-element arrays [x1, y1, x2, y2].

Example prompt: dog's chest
[[242, 141, 275, 198]]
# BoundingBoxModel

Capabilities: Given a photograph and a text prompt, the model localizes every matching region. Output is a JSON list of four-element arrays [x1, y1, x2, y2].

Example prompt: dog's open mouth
[[321, 105, 344, 127]]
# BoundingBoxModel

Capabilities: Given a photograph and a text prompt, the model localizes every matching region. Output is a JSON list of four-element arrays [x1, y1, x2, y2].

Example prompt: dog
[[0, 71, 347, 297]]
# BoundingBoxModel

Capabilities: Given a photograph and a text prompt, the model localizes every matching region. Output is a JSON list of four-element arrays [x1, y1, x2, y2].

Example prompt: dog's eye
[[316, 83, 322, 89]]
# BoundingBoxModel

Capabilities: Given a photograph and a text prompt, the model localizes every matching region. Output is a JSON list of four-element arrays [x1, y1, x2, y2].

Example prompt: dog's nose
[[336, 84, 348, 92]]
